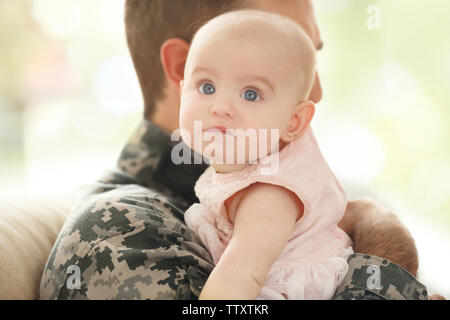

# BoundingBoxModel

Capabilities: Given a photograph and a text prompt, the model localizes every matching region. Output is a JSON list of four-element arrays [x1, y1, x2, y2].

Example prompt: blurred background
[[0, 0, 448, 297]]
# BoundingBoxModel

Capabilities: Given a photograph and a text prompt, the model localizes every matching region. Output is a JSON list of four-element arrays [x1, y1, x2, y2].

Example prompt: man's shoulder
[[66, 171, 192, 240], [39, 171, 204, 299]]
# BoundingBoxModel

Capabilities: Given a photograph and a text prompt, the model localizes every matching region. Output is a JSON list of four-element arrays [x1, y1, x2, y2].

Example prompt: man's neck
[[118, 118, 208, 205], [149, 95, 180, 134]]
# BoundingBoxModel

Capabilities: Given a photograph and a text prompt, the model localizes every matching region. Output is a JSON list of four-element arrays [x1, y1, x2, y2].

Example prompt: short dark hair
[[125, 0, 249, 120]]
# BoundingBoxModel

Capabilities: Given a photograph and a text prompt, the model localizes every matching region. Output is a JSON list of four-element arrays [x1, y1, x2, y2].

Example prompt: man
[[40, 0, 431, 300]]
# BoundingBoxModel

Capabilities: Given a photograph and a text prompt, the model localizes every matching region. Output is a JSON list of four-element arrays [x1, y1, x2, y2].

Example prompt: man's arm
[[339, 197, 418, 276], [40, 188, 214, 300]]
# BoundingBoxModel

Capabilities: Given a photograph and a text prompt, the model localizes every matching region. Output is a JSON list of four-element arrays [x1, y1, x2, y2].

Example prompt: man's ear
[[281, 100, 315, 142], [160, 38, 190, 87]]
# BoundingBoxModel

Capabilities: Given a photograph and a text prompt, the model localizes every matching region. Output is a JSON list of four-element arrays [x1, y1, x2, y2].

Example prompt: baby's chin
[[201, 140, 264, 165], [210, 162, 249, 174]]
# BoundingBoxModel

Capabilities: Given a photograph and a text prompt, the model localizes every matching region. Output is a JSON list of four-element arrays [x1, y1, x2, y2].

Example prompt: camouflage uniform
[[39, 120, 429, 300], [333, 254, 429, 300]]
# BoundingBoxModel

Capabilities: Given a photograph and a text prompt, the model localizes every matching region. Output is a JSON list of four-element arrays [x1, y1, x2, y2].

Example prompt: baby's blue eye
[[242, 89, 260, 102], [199, 82, 215, 95]]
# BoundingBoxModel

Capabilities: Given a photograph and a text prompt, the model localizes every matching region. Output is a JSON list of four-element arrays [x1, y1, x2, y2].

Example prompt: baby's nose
[[210, 102, 234, 118]]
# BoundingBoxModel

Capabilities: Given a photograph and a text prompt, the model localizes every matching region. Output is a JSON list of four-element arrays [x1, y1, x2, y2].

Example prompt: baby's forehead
[[186, 9, 317, 94], [191, 10, 314, 57]]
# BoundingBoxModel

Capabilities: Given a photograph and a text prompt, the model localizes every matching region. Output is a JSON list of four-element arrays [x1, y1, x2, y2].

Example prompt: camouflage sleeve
[[332, 253, 429, 300], [39, 180, 213, 300]]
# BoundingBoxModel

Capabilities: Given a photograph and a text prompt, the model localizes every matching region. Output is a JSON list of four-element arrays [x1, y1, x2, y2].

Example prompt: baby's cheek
[[179, 110, 195, 148], [181, 113, 208, 155], [179, 127, 193, 150], [255, 128, 282, 159]]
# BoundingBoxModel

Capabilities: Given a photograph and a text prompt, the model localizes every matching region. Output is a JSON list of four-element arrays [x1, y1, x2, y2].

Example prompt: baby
[[178, 9, 353, 300]]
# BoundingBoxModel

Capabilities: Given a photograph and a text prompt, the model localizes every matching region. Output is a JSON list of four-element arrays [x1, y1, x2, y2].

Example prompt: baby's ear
[[281, 100, 315, 143]]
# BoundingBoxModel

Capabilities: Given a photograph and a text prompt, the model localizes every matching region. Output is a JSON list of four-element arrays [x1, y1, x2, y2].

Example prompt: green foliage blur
[[315, 0, 449, 230]]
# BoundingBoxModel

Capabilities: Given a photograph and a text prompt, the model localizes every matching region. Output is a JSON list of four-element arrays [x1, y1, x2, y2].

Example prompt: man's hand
[[339, 197, 419, 276]]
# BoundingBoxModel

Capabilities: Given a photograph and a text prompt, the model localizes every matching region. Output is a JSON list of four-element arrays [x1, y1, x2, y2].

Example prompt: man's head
[[125, 0, 323, 131], [125, 0, 250, 121], [178, 10, 317, 167]]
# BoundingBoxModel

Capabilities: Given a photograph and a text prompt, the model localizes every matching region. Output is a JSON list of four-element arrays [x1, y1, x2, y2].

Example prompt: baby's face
[[179, 15, 314, 167]]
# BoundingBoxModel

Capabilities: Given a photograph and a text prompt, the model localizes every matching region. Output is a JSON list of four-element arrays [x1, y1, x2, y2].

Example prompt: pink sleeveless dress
[[185, 126, 353, 299]]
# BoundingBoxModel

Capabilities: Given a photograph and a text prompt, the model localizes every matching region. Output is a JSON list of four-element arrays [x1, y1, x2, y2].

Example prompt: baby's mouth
[[204, 126, 231, 134]]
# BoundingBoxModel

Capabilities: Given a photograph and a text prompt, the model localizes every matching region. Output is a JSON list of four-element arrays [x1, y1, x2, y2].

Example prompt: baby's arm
[[199, 183, 303, 300]]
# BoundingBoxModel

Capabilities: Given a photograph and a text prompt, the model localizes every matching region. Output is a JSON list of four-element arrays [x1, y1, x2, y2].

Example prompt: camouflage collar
[[116, 120, 208, 204], [334, 253, 429, 300]]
